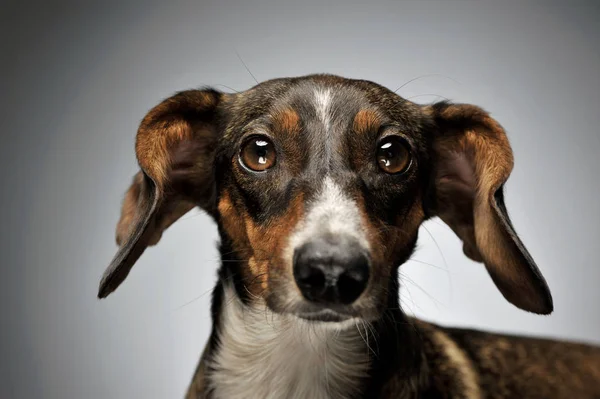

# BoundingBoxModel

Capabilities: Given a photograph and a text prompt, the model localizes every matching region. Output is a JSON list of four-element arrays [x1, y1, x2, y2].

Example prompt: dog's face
[[214, 78, 429, 322], [99, 75, 553, 323]]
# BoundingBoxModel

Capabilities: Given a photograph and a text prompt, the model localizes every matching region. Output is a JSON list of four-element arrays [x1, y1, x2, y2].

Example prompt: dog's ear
[[98, 89, 225, 298], [424, 102, 553, 314]]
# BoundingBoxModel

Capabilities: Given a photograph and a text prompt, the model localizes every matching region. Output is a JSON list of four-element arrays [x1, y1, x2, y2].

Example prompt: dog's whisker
[[397, 290, 421, 316], [393, 73, 461, 94], [213, 83, 241, 94], [406, 258, 452, 274], [421, 225, 449, 272], [365, 320, 379, 355], [400, 271, 445, 311], [419, 225, 454, 302], [354, 320, 368, 356], [406, 93, 451, 103], [360, 320, 377, 358], [172, 286, 215, 311], [235, 49, 259, 85]]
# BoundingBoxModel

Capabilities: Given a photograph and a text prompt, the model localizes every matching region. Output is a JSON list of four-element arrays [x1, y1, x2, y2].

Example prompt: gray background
[[1, 1, 599, 398]]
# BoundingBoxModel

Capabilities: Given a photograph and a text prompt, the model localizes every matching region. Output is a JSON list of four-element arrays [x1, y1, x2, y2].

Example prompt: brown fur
[[217, 190, 306, 296], [272, 107, 301, 134], [271, 107, 305, 175], [353, 108, 382, 134], [135, 91, 218, 188]]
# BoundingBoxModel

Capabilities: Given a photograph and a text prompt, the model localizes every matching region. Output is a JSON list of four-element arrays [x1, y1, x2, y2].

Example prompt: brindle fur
[[186, 312, 600, 398], [100, 74, 600, 398]]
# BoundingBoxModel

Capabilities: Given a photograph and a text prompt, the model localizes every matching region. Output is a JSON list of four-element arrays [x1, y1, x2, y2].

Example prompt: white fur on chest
[[207, 285, 371, 399]]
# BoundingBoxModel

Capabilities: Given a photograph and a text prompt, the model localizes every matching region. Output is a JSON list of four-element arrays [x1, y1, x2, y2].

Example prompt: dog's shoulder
[[407, 318, 600, 399]]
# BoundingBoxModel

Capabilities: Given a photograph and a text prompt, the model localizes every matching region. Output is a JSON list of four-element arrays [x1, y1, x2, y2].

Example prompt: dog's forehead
[[224, 74, 421, 139], [256, 75, 396, 115]]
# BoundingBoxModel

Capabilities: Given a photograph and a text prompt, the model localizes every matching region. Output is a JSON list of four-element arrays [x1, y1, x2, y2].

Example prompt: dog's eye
[[376, 137, 411, 174], [239, 135, 276, 172]]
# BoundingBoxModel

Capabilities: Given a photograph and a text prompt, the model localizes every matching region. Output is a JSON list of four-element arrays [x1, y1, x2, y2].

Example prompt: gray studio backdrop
[[1, 1, 599, 398]]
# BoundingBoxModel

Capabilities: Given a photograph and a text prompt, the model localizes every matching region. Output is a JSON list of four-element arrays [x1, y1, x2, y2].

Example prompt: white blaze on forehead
[[289, 176, 370, 252], [314, 88, 332, 133]]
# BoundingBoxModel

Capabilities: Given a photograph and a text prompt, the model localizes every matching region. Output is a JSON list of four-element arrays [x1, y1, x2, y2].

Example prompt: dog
[[98, 74, 600, 398]]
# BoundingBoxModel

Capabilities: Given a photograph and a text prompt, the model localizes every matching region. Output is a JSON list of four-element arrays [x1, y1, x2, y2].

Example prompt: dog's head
[[99, 74, 553, 322]]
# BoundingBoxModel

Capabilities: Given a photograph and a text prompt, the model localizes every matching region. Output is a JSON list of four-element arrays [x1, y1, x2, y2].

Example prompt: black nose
[[293, 237, 370, 306]]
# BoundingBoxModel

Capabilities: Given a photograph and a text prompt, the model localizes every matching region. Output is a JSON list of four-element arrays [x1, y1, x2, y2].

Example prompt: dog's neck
[[205, 280, 425, 399], [206, 283, 371, 399]]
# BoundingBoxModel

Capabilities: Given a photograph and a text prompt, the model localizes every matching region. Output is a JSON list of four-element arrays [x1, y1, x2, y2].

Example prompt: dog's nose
[[293, 237, 370, 305]]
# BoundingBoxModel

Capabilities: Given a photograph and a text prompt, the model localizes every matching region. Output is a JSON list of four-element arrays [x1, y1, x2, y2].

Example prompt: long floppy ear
[[424, 102, 553, 314], [98, 89, 224, 298]]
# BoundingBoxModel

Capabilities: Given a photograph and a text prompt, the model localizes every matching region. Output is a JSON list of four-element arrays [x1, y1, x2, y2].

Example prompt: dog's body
[[98, 74, 600, 398], [186, 288, 600, 398]]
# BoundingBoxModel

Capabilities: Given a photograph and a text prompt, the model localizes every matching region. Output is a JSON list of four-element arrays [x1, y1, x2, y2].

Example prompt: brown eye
[[376, 137, 411, 174], [240, 135, 276, 172]]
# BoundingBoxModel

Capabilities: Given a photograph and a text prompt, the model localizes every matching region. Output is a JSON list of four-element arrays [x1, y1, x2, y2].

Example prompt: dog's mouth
[[294, 308, 354, 323], [282, 299, 375, 325]]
